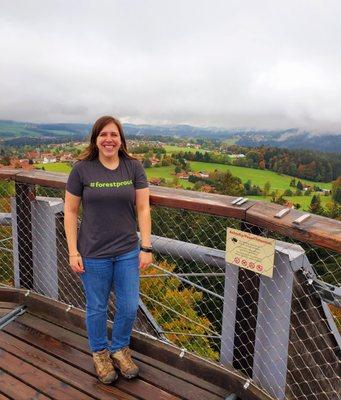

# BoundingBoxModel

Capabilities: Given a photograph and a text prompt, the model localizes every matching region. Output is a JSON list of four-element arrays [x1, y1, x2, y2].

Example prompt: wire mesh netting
[[0, 179, 340, 400]]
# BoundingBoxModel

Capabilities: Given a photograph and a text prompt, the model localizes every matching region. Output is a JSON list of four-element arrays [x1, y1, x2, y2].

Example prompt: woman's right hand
[[69, 254, 84, 274]]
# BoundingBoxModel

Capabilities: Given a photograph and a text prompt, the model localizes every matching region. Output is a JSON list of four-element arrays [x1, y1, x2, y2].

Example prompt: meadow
[[35, 162, 72, 173], [248, 194, 332, 211], [188, 162, 331, 191], [35, 157, 333, 211], [163, 145, 207, 154]]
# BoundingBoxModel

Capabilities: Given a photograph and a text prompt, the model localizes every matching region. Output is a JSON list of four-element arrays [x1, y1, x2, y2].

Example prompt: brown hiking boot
[[110, 347, 139, 379], [93, 349, 118, 384]]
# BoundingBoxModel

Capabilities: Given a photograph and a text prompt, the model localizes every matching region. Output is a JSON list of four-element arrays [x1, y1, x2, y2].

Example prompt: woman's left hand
[[139, 251, 153, 269]]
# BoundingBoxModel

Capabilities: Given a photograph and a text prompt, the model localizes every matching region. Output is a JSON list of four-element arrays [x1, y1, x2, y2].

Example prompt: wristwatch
[[140, 245, 153, 253]]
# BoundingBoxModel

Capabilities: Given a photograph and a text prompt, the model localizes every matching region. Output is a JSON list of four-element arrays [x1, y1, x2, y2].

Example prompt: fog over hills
[[0, 120, 340, 153]]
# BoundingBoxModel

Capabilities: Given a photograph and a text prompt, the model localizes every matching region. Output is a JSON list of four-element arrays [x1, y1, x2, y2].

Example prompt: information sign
[[226, 228, 275, 278]]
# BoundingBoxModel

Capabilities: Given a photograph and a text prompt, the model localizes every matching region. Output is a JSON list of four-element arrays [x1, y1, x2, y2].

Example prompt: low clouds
[[1, 0, 341, 131]]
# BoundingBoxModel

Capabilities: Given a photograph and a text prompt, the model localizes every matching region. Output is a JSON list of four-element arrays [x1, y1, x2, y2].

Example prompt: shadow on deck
[[0, 288, 272, 400]]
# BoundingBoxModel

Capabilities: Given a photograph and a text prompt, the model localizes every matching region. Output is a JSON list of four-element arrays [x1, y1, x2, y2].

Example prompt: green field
[[0, 121, 41, 138], [36, 160, 333, 210], [221, 138, 239, 145], [248, 194, 332, 211], [0, 121, 79, 138], [35, 161, 331, 193], [188, 162, 331, 191], [35, 162, 72, 173], [37, 161, 332, 192], [163, 145, 208, 154], [145, 166, 194, 188]]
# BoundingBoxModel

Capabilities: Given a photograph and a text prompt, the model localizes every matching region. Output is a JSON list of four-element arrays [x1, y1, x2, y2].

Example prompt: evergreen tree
[[309, 195, 324, 215], [263, 181, 271, 196], [297, 180, 304, 190]]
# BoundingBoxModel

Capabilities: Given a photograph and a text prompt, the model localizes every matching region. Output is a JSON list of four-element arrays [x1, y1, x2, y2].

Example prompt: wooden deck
[[0, 289, 273, 400]]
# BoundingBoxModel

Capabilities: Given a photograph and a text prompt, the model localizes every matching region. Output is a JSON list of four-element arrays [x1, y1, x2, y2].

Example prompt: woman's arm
[[136, 187, 153, 269], [64, 190, 84, 273]]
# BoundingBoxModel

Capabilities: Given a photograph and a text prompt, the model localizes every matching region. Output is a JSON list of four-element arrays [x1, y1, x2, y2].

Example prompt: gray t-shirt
[[66, 157, 148, 258]]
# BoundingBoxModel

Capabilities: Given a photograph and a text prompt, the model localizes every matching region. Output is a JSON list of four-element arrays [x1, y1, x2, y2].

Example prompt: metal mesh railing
[[0, 178, 340, 400]]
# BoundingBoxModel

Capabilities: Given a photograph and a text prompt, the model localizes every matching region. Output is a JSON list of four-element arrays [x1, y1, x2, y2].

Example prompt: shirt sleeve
[[66, 163, 83, 196], [133, 160, 149, 189]]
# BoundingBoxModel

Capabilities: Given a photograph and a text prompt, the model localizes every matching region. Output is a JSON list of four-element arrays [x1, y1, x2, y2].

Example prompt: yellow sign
[[226, 228, 275, 278]]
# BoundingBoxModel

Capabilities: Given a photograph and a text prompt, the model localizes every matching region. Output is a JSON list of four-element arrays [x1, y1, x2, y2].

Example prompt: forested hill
[[236, 130, 341, 153], [180, 146, 341, 182], [0, 120, 341, 153]]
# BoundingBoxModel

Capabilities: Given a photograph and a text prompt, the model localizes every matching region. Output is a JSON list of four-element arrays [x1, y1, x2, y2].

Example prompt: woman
[[64, 115, 153, 384]]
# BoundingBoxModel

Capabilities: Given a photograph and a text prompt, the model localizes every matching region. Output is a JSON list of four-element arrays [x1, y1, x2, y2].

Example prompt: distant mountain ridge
[[0, 119, 340, 152]]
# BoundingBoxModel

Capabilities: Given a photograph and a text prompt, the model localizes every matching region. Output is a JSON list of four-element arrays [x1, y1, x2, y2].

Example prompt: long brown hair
[[79, 115, 136, 161]]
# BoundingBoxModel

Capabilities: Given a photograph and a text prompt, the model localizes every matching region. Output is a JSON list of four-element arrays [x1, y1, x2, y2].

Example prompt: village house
[[150, 157, 160, 166], [41, 153, 57, 163], [229, 153, 245, 158], [59, 153, 74, 162], [177, 172, 190, 180], [190, 171, 209, 179], [25, 150, 40, 159], [149, 178, 162, 186], [0, 158, 34, 171]]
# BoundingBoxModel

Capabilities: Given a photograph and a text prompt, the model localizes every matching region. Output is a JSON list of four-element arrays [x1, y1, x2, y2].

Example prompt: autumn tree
[[331, 177, 341, 204], [140, 260, 219, 360]]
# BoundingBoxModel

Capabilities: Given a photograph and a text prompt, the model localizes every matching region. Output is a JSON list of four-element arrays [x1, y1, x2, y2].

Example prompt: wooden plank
[[0, 331, 138, 400], [0, 349, 92, 400], [9, 290, 88, 333], [0, 368, 50, 400], [150, 186, 252, 219], [0, 169, 22, 180], [4, 320, 184, 400], [0, 392, 10, 400], [245, 201, 341, 252], [0, 311, 10, 318], [132, 351, 228, 398], [15, 313, 226, 399], [0, 303, 19, 318], [5, 291, 272, 399], [1, 169, 340, 252], [0, 354, 90, 400], [131, 331, 273, 400], [14, 170, 68, 189], [16, 313, 267, 400], [0, 302, 18, 310], [0, 288, 21, 304]]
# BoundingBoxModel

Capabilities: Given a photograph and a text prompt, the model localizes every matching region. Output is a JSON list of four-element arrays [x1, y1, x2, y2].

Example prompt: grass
[[35, 160, 333, 209], [145, 166, 194, 188], [35, 162, 72, 173], [188, 162, 332, 191], [221, 138, 239, 145], [248, 194, 332, 211], [163, 145, 208, 154]]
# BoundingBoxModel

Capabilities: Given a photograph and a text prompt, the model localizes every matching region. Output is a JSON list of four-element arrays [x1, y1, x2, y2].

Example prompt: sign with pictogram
[[226, 228, 275, 278]]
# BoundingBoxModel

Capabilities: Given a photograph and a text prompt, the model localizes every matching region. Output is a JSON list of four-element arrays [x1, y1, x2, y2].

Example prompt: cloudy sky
[[1, 0, 341, 131]]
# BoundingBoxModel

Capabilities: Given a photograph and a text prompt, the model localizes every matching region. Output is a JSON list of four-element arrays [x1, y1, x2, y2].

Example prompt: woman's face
[[96, 122, 122, 159]]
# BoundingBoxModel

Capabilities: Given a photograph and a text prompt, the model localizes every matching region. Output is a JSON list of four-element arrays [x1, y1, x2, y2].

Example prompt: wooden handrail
[[0, 169, 340, 252]]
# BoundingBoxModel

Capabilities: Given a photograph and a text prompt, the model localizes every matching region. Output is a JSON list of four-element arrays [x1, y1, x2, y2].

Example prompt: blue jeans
[[81, 247, 140, 353]]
